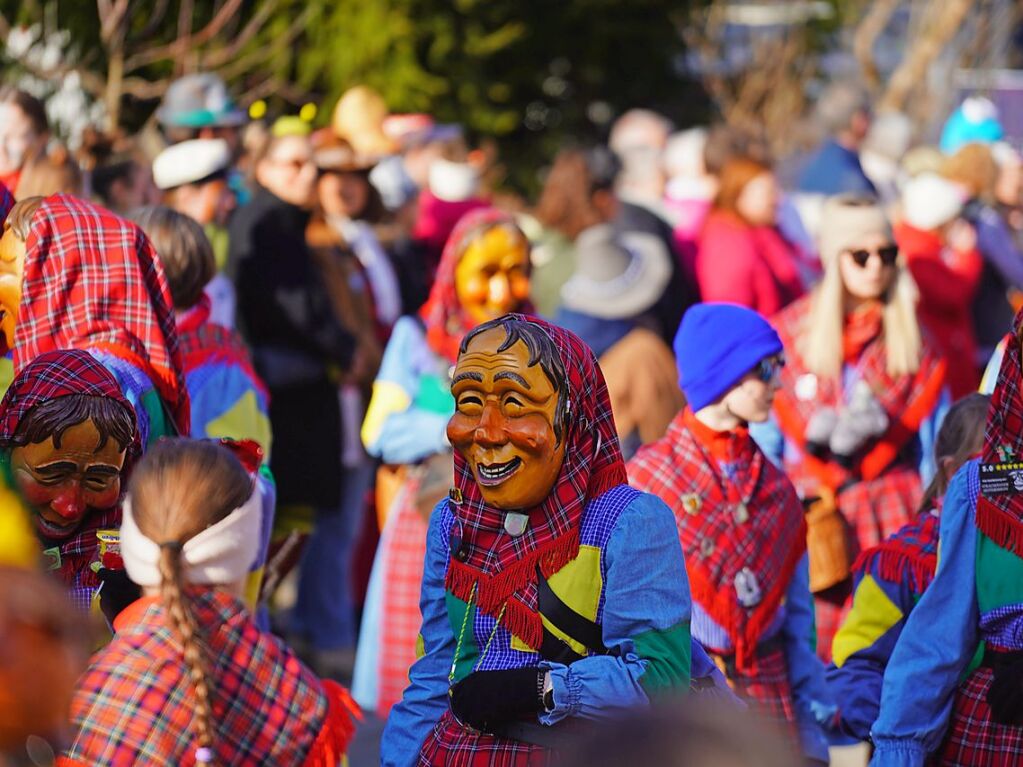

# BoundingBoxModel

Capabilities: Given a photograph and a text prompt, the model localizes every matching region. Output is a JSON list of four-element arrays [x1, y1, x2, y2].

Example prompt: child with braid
[[59, 439, 358, 766]]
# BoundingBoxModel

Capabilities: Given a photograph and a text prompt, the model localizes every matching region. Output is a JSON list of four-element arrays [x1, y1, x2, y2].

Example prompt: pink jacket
[[696, 210, 804, 316]]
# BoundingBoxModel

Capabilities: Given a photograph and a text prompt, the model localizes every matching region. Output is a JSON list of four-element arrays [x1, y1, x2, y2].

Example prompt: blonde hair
[[127, 439, 252, 765], [800, 253, 922, 379]]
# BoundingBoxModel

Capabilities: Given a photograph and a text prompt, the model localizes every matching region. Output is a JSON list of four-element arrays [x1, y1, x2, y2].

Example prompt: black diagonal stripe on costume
[[536, 565, 607, 655]]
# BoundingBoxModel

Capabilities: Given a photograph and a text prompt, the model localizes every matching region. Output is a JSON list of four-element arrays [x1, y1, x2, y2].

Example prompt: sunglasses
[[753, 354, 785, 384], [847, 244, 899, 268]]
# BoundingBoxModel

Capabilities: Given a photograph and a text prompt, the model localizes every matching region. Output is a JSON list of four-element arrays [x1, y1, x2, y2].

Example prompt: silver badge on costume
[[504, 512, 529, 537], [681, 494, 702, 515], [734, 567, 762, 608], [795, 374, 818, 402]]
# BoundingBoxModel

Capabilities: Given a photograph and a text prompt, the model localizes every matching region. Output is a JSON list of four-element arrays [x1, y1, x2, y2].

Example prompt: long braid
[[157, 543, 217, 765]]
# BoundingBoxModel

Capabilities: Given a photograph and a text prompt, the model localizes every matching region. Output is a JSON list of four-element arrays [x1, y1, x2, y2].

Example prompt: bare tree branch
[[211, 5, 311, 80], [853, 0, 901, 90], [124, 0, 244, 73], [201, 0, 280, 69], [133, 0, 172, 42]]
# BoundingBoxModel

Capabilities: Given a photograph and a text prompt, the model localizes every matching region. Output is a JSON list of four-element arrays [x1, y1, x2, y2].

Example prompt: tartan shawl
[[0, 349, 140, 594], [445, 315, 628, 651], [853, 510, 940, 596], [419, 208, 533, 363], [772, 295, 946, 490], [977, 309, 1023, 553], [176, 295, 269, 401], [628, 409, 806, 671], [16, 194, 189, 434], [63, 591, 358, 766]]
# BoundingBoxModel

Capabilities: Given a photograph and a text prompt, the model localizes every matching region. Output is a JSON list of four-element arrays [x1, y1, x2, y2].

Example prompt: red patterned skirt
[[936, 667, 1023, 766], [418, 711, 550, 766], [712, 645, 798, 743], [814, 466, 922, 661]]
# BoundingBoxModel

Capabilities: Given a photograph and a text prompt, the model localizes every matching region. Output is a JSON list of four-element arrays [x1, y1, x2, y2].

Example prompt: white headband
[[120, 484, 262, 588]]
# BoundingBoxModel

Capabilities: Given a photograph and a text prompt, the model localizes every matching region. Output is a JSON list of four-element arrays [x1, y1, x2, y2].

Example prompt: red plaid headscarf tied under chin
[[978, 310, 1023, 552], [0, 349, 141, 585], [445, 314, 628, 651], [418, 208, 533, 364], [15, 195, 189, 434]]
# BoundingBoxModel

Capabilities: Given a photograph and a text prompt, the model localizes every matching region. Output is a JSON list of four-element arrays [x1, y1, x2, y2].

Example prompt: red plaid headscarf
[[445, 315, 628, 651], [977, 309, 1023, 551], [0, 349, 140, 592], [418, 208, 532, 363], [15, 195, 188, 433]]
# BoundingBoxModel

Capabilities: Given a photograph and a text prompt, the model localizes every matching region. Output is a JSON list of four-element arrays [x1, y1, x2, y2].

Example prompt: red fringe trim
[[303, 680, 362, 767], [445, 527, 582, 652], [687, 518, 807, 672], [853, 548, 936, 592], [976, 497, 1023, 560]]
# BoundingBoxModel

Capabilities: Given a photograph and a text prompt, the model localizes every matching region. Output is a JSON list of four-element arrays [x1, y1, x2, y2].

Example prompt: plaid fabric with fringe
[[445, 315, 628, 653], [417, 711, 550, 767], [936, 666, 1023, 766], [771, 295, 946, 492], [62, 590, 358, 766], [629, 409, 806, 673], [853, 510, 940, 597], [976, 309, 1023, 554], [16, 194, 189, 434], [710, 644, 798, 742], [0, 349, 141, 602]]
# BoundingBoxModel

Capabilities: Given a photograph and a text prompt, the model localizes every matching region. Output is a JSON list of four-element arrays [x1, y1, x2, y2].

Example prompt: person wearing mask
[[756, 195, 948, 662], [609, 108, 698, 343], [229, 125, 357, 628], [826, 394, 988, 757], [869, 313, 1023, 766], [696, 155, 805, 316], [630, 303, 833, 766], [0, 88, 49, 194], [894, 173, 983, 398], [153, 139, 238, 327]]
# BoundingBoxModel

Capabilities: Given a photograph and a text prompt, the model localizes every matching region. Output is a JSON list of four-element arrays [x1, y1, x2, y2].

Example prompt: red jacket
[[696, 209, 804, 316], [895, 221, 982, 398]]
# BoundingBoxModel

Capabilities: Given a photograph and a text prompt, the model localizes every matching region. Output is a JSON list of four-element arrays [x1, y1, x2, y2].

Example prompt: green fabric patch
[[633, 620, 691, 695], [141, 389, 173, 447], [415, 373, 455, 414], [976, 531, 1023, 613], [445, 591, 480, 683]]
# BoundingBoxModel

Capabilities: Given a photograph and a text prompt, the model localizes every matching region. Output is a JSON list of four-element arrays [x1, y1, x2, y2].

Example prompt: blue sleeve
[[976, 208, 1023, 288], [380, 503, 454, 767], [540, 493, 692, 724], [827, 553, 918, 742], [749, 413, 785, 469], [781, 554, 834, 762], [363, 317, 451, 464], [869, 464, 980, 767], [915, 387, 951, 485]]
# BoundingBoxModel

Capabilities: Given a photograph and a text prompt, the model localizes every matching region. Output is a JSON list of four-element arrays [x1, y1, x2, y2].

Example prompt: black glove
[[987, 659, 1023, 725], [449, 668, 544, 732], [97, 567, 142, 626]]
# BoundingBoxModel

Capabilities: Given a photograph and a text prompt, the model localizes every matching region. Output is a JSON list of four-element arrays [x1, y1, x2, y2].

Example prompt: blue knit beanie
[[674, 303, 783, 412]]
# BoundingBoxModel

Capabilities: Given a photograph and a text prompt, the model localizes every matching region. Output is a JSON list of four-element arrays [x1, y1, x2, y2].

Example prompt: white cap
[[902, 173, 966, 231], [153, 139, 231, 190], [428, 158, 479, 202]]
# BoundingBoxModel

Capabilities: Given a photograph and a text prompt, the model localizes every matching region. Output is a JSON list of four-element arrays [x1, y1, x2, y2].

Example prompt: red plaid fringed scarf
[[628, 409, 806, 672], [419, 208, 533, 363], [16, 195, 189, 434], [61, 591, 359, 767], [0, 350, 141, 600], [977, 310, 1023, 553], [771, 295, 946, 491], [176, 295, 269, 400], [445, 315, 628, 652], [853, 510, 940, 594]]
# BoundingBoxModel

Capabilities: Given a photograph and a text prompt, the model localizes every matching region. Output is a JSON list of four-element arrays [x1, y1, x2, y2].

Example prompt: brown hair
[[127, 439, 252, 764], [7, 394, 135, 452], [941, 142, 998, 201], [5, 196, 45, 240], [78, 129, 143, 208], [919, 392, 990, 512], [714, 155, 771, 219], [0, 87, 48, 138], [15, 146, 82, 199], [534, 148, 605, 240], [131, 206, 215, 309]]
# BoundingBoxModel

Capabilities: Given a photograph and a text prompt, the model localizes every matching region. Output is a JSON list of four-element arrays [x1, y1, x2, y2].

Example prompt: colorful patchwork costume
[[381, 316, 692, 766], [871, 318, 1023, 766]]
